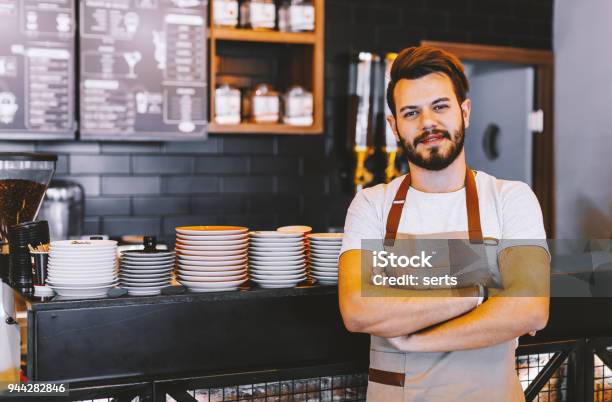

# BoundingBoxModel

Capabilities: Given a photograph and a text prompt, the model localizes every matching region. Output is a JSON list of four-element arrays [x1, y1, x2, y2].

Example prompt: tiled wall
[[0, 0, 554, 243]]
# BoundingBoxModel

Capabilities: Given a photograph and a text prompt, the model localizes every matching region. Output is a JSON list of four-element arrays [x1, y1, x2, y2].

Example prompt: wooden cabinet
[[208, 1, 325, 135]]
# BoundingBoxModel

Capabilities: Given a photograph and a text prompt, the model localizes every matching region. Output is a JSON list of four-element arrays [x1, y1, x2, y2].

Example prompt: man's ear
[[461, 98, 472, 129], [386, 115, 400, 143]]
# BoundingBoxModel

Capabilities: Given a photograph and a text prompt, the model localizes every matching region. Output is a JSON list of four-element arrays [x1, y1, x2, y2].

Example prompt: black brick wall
[[0, 0, 553, 243]]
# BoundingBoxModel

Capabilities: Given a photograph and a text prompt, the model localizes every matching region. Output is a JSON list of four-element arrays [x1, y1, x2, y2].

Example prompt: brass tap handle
[[354, 146, 374, 189], [384, 151, 402, 183]]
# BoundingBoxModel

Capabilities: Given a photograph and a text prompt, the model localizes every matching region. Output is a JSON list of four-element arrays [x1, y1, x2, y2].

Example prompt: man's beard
[[399, 120, 465, 171]]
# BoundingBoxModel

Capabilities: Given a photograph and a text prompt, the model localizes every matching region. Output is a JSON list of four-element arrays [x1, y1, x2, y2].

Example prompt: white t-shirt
[[340, 170, 549, 256]]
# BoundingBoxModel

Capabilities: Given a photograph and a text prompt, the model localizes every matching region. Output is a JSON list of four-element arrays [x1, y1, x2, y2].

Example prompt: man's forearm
[[339, 251, 479, 337], [388, 296, 549, 352]]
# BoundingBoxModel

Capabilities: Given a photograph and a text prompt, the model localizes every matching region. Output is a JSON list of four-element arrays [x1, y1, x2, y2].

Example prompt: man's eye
[[403, 111, 418, 118], [434, 104, 449, 111]]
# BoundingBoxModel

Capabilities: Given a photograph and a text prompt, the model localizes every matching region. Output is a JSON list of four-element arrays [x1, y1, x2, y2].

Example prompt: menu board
[[79, 0, 207, 139], [0, 0, 76, 139]]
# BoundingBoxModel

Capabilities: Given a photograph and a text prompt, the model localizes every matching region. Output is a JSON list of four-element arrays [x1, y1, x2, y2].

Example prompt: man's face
[[387, 73, 471, 171]]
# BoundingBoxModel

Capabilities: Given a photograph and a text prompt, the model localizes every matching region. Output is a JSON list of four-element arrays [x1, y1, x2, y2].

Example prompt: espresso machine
[[0, 153, 56, 385]]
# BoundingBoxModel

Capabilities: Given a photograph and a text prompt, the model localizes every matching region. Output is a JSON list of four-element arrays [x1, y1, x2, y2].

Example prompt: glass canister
[[283, 86, 313, 126], [240, 0, 276, 30], [213, 0, 239, 27], [214, 84, 241, 125], [244, 84, 280, 123], [278, 0, 315, 32]]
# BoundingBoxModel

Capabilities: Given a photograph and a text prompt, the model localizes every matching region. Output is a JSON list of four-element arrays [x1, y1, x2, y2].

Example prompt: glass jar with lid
[[244, 84, 280, 123], [214, 84, 241, 125], [240, 0, 276, 30], [278, 0, 315, 32], [213, 0, 239, 28], [282, 85, 313, 126]]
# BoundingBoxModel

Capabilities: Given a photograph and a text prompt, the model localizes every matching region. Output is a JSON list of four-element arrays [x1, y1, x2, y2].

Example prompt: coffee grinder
[[0, 153, 57, 285]]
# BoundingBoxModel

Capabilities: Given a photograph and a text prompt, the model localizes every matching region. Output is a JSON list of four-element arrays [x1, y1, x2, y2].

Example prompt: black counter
[[20, 284, 370, 385], [16, 276, 612, 389]]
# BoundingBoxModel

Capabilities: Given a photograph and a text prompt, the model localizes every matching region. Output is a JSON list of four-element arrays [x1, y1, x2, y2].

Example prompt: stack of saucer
[[277, 225, 312, 270], [119, 250, 175, 296], [249, 231, 307, 288], [47, 240, 118, 298], [175, 226, 249, 292], [308, 233, 343, 285]]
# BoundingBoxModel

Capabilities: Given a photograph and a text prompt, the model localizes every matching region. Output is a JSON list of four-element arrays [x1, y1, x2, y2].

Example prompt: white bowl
[[177, 258, 248, 267], [177, 254, 247, 262], [249, 250, 304, 257], [126, 288, 163, 296], [120, 278, 171, 286], [176, 233, 248, 241], [176, 226, 248, 236], [250, 272, 305, 281], [176, 250, 248, 258], [310, 265, 338, 272], [175, 245, 248, 254], [178, 277, 248, 289], [49, 266, 117, 274], [250, 278, 305, 288], [175, 238, 248, 246], [176, 268, 246, 277], [309, 244, 342, 250], [178, 273, 247, 282], [306, 233, 343, 241], [249, 261, 305, 268], [175, 243, 248, 251], [310, 261, 338, 269], [249, 255, 304, 263], [250, 231, 303, 239], [250, 268, 305, 276], [249, 238, 304, 245], [120, 256, 174, 264], [310, 256, 339, 263], [50, 251, 117, 259]]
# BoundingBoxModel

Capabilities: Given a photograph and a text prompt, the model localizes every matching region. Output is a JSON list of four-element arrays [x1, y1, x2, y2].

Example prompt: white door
[[463, 61, 535, 186]]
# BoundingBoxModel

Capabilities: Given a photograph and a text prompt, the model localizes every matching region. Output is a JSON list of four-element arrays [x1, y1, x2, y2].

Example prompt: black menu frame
[[0, 0, 77, 140], [78, 0, 208, 140], [0, 0, 209, 141]]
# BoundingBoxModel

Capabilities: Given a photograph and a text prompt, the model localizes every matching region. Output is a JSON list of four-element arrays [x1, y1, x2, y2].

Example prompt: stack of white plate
[[47, 240, 118, 298], [175, 226, 249, 292], [249, 231, 307, 288], [119, 250, 175, 296], [308, 233, 343, 285]]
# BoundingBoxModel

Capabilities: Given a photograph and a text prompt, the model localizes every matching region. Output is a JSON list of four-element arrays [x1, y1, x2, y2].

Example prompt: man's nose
[[419, 108, 437, 130]]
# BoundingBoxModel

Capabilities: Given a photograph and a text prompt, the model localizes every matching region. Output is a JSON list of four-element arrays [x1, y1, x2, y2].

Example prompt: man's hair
[[387, 46, 469, 116]]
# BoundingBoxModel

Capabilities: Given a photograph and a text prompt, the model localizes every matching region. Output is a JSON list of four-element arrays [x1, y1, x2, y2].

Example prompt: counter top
[[20, 281, 336, 311]]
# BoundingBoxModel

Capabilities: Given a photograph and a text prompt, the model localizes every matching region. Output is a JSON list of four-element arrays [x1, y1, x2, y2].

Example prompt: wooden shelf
[[212, 28, 316, 45], [209, 122, 322, 134], [208, 0, 325, 135]]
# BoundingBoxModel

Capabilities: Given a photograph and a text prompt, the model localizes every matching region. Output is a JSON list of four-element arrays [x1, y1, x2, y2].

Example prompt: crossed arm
[[338, 246, 550, 352]]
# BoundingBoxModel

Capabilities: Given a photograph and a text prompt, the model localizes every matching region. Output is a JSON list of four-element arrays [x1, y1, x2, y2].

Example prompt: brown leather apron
[[366, 166, 524, 402]]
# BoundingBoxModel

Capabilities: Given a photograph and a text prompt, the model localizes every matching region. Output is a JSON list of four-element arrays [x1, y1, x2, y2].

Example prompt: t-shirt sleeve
[[499, 181, 550, 258], [340, 188, 384, 256]]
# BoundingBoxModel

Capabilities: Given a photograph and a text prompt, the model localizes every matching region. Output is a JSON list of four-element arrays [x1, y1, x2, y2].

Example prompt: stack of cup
[[8, 221, 50, 293]]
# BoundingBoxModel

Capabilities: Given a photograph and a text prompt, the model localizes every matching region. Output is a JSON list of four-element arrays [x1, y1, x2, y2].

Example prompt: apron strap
[[384, 166, 483, 246], [465, 167, 484, 243], [384, 173, 411, 247]]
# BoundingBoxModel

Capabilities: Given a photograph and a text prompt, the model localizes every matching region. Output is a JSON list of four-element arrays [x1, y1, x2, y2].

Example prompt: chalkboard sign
[[0, 0, 76, 140], [79, 0, 208, 140]]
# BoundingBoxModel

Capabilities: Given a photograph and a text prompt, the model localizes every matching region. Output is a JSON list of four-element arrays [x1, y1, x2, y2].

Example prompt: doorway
[[421, 41, 555, 235]]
